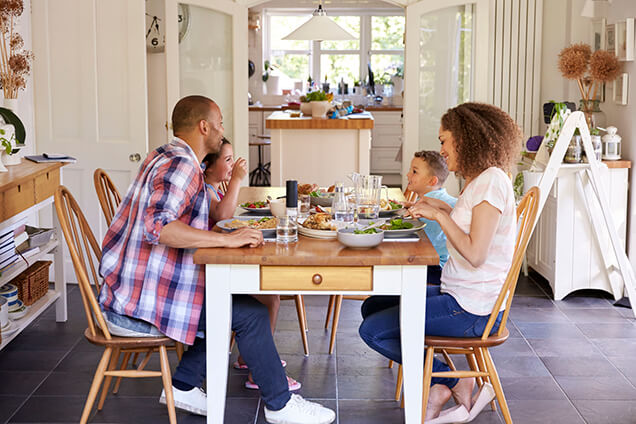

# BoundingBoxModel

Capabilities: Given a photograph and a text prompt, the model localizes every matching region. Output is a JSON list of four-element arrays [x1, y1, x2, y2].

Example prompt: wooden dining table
[[193, 186, 439, 424]]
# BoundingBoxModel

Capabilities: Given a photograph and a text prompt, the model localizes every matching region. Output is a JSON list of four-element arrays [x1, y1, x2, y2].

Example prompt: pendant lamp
[[282, 3, 356, 41]]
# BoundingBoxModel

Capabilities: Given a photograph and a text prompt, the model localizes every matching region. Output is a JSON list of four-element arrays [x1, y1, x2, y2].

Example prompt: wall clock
[[145, 2, 191, 53]]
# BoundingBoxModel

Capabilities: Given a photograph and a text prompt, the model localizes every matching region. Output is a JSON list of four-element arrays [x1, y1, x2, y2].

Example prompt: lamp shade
[[282, 5, 356, 41], [581, 0, 610, 18]]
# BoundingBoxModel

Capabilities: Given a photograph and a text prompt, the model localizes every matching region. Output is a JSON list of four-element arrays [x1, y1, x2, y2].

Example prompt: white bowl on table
[[337, 228, 384, 249], [269, 198, 287, 217]]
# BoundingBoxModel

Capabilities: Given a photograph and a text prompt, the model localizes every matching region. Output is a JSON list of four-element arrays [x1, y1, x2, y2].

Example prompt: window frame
[[263, 9, 405, 87]]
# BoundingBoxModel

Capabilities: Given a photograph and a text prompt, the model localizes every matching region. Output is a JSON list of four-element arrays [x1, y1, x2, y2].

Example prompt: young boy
[[406, 150, 457, 284]]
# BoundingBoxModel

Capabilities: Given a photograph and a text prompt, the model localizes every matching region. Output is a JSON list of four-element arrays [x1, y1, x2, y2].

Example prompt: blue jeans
[[427, 265, 442, 285], [358, 286, 502, 389], [105, 295, 290, 411]]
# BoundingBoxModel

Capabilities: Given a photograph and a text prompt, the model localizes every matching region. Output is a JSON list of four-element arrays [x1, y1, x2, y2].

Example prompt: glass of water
[[276, 216, 298, 243], [298, 194, 311, 220]]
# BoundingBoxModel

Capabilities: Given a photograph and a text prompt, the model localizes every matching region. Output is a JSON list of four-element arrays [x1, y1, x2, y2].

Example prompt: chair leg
[[441, 349, 456, 371], [388, 359, 394, 369], [395, 363, 403, 402], [97, 347, 120, 410], [159, 345, 177, 424], [131, 352, 139, 367], [176, 342, 184, 361], [482, 347, 512, 423], [300, 295, 308, 331], [112, 351, 132, 394], [474, 348, 497, 412], [294, 295, 310, 356], [421, 346, 435, 421], [328, 295, 343, 354], [80, 348, 112, 424], [324, 295, 335, 329]]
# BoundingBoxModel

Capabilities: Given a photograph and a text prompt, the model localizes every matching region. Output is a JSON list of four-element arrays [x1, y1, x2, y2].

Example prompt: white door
[[164, 0, 249, 163], [32, 0, 148, 241], [403, 0, 490, 195]]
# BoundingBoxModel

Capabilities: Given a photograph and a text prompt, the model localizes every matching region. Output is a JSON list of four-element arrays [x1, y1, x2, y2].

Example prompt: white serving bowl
[[337, 228, 384, 249], [269, 198, 287, 217]]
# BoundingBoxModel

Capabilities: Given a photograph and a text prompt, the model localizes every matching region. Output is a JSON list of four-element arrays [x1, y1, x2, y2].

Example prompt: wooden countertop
[[0, 161, 64, 192], [603, 160, 631, 169], [250, 105, 402, 112], [265, 111, 374, 130]]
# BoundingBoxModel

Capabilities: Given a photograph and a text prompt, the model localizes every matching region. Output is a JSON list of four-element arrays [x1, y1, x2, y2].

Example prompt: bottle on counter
[[332, 181, 354, 230], [277, 180, 299, 243]]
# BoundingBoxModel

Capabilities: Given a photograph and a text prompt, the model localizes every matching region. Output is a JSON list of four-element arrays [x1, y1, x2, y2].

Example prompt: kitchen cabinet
[[370, 111, 402, 185], [525, 163, 630, 300]]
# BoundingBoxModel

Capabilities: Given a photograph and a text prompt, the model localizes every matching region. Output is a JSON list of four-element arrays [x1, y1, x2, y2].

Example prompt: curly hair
[[440, 102, 522, 178], [414, 150, 449, 184]]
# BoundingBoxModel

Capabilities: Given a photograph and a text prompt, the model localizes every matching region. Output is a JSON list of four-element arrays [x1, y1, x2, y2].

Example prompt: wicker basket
[[12, 260, 51, 306]]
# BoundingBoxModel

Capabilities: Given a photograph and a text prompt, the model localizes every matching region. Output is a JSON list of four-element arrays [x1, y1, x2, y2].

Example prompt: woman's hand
[[408, 202, 439, 221], [230, 157, 248, 183]]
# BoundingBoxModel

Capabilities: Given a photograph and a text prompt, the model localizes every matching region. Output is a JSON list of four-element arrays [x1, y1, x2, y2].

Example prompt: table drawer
[[35, 169, 60, 203], [261, 266, 373, 291], [2, 179, 35, 219]]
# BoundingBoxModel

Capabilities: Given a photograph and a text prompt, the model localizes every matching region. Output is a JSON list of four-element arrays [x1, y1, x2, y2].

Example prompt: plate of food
[[298, 213, 337, 239], [240, 200, 270, 214], [379, 199, 406, 217], [217, 216, 278, 235], [309, 190, 335, 207], [379, 218, 425, 237]]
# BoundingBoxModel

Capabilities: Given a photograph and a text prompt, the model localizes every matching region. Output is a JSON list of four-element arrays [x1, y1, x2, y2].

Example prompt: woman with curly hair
[[359, 102, 521, 423]]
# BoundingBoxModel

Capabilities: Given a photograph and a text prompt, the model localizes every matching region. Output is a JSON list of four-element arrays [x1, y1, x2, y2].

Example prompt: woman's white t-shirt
[[440, 167, 516, 316]]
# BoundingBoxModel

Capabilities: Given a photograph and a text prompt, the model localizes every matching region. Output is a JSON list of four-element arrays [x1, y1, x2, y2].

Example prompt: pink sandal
[[233, 359, 286, 370], [245, 375, 301, 391]]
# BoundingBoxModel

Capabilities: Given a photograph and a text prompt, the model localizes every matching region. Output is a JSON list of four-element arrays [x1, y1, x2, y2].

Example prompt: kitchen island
[[265, 111, 374, 186]]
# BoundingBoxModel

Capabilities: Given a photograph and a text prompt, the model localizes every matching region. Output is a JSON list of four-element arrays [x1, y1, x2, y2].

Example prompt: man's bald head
[[171, 95, 218, 135]]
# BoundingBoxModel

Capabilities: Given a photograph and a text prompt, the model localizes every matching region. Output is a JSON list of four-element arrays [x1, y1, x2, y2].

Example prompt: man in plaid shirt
[[98, 96, 335, 423]]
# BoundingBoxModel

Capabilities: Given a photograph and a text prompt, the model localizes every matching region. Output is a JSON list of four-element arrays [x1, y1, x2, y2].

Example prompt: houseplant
[[558, 43, 620, 129], [262, 60, 280, 95], [0, 0, 33, 166], [305, 90, 333, 118], [0, 126, 13, 172]]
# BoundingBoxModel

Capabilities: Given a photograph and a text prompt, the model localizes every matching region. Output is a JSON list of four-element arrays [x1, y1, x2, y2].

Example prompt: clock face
[[145, 2, 191, 53]]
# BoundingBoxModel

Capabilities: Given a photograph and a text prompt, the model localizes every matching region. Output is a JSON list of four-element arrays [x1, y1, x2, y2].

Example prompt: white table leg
[[206, 264, 233, 423], [400, 266, 427, 424], [52, 204, 67, 322]]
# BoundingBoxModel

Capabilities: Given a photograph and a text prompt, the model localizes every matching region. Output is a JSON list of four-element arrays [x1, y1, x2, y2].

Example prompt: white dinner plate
[[298, 225, 337, 239], [216, 217, 277, 236]]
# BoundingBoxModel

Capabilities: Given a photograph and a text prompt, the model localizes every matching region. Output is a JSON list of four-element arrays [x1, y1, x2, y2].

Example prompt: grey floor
[[1, 272, 636, 424]]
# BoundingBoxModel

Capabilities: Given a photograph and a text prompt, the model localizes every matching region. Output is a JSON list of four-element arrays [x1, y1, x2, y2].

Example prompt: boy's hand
[[225, 227, 263, 247], [230, 157, 248, 182]]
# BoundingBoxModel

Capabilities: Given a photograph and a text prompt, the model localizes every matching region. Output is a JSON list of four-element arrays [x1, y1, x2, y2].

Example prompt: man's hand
[[225, 227, 264, 248], [230, 157, 248, 183]]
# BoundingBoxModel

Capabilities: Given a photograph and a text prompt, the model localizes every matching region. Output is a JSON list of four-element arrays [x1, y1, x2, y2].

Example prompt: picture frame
[[591, 18, 606, 51], [613, 73, 629, 105], [615, 18, 634, 61], [606, 23, 616, 55]]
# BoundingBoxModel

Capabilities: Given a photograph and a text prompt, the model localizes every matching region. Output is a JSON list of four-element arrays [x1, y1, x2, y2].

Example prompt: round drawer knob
[[312, 274, 323, 285]]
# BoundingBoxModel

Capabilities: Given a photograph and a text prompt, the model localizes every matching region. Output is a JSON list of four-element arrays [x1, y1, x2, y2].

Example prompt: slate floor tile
[[573, 400, 636, 424]]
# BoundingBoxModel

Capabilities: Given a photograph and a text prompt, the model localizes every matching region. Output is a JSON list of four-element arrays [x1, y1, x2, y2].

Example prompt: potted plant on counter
[[299, 95, 312, 116], [262, 60, 280, 95], [305, 90, 333, 118]]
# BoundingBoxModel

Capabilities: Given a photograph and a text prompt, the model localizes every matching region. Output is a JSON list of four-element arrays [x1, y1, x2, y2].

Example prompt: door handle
[[129, 153, 141, 162]]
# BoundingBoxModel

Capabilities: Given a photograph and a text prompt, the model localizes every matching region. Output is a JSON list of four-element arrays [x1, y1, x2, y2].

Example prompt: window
[[264, 11, 404, 91]]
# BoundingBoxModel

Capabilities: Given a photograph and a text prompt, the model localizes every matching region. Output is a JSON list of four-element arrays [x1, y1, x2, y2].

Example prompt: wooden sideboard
[[0, 161, 67, 349]]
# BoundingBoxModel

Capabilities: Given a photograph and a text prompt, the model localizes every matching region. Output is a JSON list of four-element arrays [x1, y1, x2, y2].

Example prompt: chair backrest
[[403, 188, 418, 203], [481, 186, 540, 340], [54, 185, 112, 340], [219, 181, 228, 195], [93, 168, 122, 227]]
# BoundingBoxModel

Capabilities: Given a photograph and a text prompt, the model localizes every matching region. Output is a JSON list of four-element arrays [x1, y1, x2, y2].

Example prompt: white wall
[[540, 0, 636, 270]]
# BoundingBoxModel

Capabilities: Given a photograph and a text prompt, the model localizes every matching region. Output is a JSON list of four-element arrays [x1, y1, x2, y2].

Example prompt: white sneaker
[[159, 386, 206, 416], [264, 394, 335, 424]]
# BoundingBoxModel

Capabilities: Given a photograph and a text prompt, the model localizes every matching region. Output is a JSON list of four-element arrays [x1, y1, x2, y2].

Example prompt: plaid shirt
[[99, 138, 209, 345]]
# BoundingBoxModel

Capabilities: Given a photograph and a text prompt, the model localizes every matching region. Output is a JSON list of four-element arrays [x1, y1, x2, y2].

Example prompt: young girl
[[202, 139, 300, 391], [359, 102, 521, 423]]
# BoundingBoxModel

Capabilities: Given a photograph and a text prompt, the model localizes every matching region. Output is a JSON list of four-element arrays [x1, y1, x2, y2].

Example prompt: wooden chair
[[93, 169, 122, 227], [54, 186, 178, 424], [394, 186, 538, 423], [93, 169, 184, 392]]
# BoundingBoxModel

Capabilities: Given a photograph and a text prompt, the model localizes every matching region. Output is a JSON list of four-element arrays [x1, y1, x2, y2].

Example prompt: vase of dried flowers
[[0, 0, 33, 100], [558, 44, 620, 129]]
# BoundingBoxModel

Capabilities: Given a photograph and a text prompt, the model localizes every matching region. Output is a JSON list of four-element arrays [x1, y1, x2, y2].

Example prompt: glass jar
[[579, 99, 606, 130], [564, 135, 582, 163]]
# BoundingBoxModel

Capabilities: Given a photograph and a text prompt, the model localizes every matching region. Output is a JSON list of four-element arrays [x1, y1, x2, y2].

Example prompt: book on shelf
[[13, 231, 28, 247]]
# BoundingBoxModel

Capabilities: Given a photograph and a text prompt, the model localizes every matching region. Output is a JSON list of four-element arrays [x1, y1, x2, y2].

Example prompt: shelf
[[0, 289, 61, 349], [0, 237, 59, 286]]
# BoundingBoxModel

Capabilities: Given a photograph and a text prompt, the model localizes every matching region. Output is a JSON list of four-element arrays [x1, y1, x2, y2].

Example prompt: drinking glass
[[354, 175, 385, 219], [298, 194, 310, 220], [276, 216, 298, 243]]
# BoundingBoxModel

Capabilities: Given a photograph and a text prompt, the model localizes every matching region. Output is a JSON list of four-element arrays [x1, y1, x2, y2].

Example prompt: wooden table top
[[265, 111, 374, 130], [0, 161, 64, 192], [194, 186, 438, 267]]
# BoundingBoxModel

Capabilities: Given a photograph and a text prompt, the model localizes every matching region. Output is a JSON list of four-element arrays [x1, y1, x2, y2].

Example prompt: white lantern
[[601, 126, 621, 160]]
